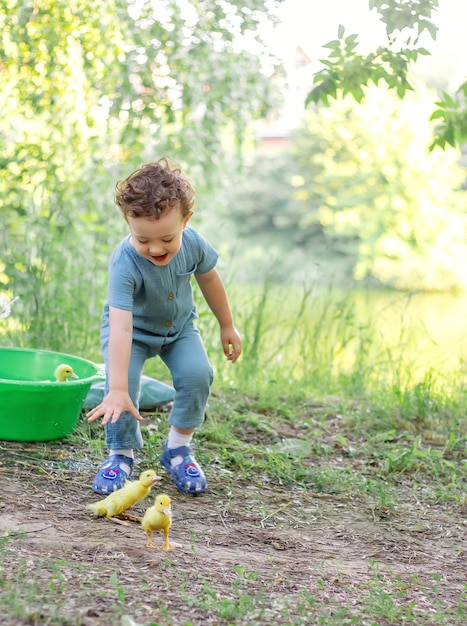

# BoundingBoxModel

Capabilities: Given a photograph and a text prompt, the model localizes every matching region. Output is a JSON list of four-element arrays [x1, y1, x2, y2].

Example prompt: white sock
[[109, 449, 134, 460], [167, 427, 192, 467]]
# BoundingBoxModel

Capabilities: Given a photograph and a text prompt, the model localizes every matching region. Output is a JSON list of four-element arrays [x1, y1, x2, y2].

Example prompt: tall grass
[[193, 283, 467, 399], [121, 282, 466, 472], [3, 275, 467, 429]]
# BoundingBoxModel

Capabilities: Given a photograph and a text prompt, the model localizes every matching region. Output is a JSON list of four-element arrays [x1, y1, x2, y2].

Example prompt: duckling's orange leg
[[105, 515, 132, 526], [145, 530, 159, 549], [161, 527, 174, 551], [118, 512, 142, 522]]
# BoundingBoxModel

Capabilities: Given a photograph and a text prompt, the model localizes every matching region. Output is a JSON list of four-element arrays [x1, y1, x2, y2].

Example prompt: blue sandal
[[92, 454, 134, 495], [160, 444, 207, 494]]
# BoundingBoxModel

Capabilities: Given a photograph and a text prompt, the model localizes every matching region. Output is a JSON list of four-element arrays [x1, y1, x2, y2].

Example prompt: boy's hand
[[221, 325, 242, 363], [87, 390, 143, 425]]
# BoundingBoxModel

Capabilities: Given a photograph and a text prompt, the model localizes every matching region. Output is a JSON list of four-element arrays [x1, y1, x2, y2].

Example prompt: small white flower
[[0, 295, 18, 319]]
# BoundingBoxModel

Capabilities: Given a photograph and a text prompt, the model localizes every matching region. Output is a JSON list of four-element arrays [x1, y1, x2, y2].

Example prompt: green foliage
[[0, 0, 284, 352], [306, 30, 424, 106], [430, 84, 467, 149], [307, 0, 467, 149], [307, 0, 436, 106], [297, 87, 467, 290], [226, 85, 467, 290], [369, 0, 439, 39]]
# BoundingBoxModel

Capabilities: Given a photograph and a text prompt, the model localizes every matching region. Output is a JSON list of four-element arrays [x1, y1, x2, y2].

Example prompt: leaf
[[457, 80, 467, 97], [444, 122, 456, 147], [323, 39, 342, 50], [396, 83, 412, 98], [338, 24, 345, 39], [440, 91, 456, 109], [305, 79, 333, 106], [424, 20, 438, 41], [429, 109, 446, 121]]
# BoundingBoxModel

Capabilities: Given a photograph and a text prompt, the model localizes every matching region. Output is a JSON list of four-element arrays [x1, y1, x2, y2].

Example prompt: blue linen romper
[[100, 226, 218, 450]]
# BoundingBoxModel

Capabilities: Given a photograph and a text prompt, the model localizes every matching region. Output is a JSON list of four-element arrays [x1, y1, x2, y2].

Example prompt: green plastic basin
[[0, 347, 105, 441]]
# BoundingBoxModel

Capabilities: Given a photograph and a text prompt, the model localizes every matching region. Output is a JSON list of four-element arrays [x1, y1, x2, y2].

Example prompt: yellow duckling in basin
[[141, 493, 174, 550], [54, 364, 78, 382]]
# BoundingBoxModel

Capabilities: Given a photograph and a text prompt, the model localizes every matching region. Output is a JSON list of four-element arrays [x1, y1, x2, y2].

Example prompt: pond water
[[348, 289, 467, 368], [226, 285, 467, 389]]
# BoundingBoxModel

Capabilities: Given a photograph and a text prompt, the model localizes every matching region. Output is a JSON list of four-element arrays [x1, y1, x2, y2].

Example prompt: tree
[[306, 0, 467, 149], [226, 84, 467, 290], [297, 86, 467, 290], [0, 0, 284, 351]]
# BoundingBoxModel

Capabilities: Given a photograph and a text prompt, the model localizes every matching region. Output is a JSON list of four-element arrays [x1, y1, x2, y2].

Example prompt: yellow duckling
[[141, 493, 174, 550], [87, 470, 161, 522], [54, 364, 78, 382]]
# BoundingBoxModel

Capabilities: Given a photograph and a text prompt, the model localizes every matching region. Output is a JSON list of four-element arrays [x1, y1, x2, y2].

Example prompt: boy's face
[[127, 207, 193, 266]]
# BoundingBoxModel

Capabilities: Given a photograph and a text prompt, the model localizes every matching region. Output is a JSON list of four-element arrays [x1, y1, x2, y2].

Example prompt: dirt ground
[[0, 432, 466, 625]]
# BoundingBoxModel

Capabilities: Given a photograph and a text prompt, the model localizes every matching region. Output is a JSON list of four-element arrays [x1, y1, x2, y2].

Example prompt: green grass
[[1, 283, 466, 624], [2, 540, 464, 626]]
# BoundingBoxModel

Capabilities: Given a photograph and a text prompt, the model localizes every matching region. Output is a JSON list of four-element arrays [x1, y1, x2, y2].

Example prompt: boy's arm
[[195, 268, 242, 363], [87, 306, 142, 425]]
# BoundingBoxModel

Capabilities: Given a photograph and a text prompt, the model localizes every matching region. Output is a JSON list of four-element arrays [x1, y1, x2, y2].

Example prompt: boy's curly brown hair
[[115, 158, 195, 219]]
